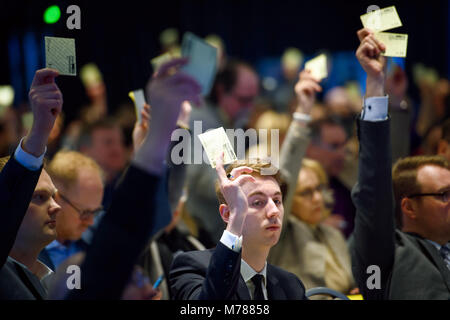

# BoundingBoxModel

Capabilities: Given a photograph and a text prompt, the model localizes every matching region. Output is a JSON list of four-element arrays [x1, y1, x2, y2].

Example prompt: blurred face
[[307, 124, 347, 177], [240, 176, 284, 249], [86, 127, 126, 175], [219, 66, 259, 121], [15, 170, 61, 248], [55, 168, 104, 242], [291, 168, 326, 226], [411, 165, 450, 244]]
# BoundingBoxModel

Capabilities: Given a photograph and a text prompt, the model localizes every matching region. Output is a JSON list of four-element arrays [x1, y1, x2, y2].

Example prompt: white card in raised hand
[[181, 32, 218, 96], [45, 36, 76, 76], [198, 127, 237, 168], [360, 6, 402, 32], [304, 54, 328, 81], [374, 32, 408, 58]]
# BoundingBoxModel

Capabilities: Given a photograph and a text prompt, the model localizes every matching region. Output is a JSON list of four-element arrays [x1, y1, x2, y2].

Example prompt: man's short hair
[[209, 59, 256, 104], [215, 159, 287, 205], [0, 156, 10, 172], [47, 150, 104, 191], [76, 118, 120, 150], [392, 155, 449, 228]]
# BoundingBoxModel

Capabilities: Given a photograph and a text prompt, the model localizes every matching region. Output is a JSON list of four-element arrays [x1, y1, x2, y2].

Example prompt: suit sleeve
[[169, 242, 241, 300], [351, 118, 396, 299], [66, 164, 165, 300], [0, 156, 41, 268]]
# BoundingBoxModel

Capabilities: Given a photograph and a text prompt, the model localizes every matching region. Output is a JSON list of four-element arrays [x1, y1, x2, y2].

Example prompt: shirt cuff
[[220, 230, 243, 252], [14, 137, 46, 171], [361, 96, 389, 122]]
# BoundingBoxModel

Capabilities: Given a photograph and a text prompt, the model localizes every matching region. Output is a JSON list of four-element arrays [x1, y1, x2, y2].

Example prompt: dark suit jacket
[[351, 119, 450, 299], [0, 156, 45, 300], [169, 242, 307, 300], [66, 164, 168, 299]]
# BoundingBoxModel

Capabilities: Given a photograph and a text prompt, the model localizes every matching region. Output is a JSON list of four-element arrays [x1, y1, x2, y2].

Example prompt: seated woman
[[270, 158, 356, 295]]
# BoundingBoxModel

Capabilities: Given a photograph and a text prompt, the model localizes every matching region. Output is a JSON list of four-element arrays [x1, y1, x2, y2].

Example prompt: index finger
[[357, 28, 373, 42], [215, 152, 228, 183], [31, 68, 59, 87]]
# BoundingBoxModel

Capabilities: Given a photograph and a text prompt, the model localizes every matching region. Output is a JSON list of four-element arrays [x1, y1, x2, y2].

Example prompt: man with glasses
[[39, 151, 104, 270], [352, 28, 450, 299]]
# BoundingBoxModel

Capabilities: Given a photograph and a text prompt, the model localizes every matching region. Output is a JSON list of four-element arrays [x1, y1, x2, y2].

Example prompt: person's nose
[[266, 198, 281, 219], [49, 197, 61, 218]]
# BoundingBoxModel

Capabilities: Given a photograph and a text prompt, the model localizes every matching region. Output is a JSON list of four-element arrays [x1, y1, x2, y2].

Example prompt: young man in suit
[[0, 68, 63, 299], [351, 28, 450, 299], [170, 156, 307, 300]]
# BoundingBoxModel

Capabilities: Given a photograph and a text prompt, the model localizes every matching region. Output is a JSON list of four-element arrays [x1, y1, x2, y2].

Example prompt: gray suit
[[351, 118, 450, 299]]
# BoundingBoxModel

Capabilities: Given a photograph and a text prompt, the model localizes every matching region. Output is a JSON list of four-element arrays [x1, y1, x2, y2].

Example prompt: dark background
[[0, 0, 449, 122]]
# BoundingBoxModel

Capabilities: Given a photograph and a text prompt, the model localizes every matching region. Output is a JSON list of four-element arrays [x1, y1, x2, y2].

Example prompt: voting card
[[181, 32, 218, 96], [129, 89, 146, 124], [304, 54, 328, 81], [360, 6, 402, 32], [45, 36, 76, 76], [374, 32, 408, 58], [198, 127, 237, 168]]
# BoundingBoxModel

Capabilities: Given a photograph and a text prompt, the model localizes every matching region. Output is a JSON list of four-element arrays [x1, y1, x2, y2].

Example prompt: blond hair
[[47, 150, 104, 191]]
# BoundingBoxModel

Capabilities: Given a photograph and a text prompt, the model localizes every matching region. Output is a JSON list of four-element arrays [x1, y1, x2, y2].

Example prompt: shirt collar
[[8, 256, 53, 280], [240, 259, 267, 287]]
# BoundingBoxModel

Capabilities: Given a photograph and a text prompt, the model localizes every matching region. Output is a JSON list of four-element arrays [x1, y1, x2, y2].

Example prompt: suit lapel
[[13, 262, 46, 299], [266, 266, 287, 300], [236, 275, 251, 300], [413, 235, 450, 292]]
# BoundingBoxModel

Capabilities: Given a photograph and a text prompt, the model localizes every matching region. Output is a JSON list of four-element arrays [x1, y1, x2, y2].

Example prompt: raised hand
[[294, 69, 322, 114], [132, 103, 151, 153], [356, 28, 387, 97], [133, 58, 201, 175], [23, 68, 63, 156], [216, 154, 256, 236]]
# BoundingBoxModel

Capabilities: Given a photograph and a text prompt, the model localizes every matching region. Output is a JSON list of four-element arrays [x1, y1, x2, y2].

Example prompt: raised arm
[[351, 28, 396, 300], [66, 58, 201, 299], [0, 68, 62, 267]]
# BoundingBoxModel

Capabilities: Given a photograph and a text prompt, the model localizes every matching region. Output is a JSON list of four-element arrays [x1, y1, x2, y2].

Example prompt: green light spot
[[43, 5, 61, 24]]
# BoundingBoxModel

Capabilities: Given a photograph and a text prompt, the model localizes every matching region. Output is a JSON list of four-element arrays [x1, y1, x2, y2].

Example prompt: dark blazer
[[0, 156, 45, 300], [351, 119, 450, 300], [169, 242, 307, 300], [66, 164, 168, 299]]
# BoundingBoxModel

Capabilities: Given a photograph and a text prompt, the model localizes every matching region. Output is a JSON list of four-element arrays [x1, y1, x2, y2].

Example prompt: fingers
[[215, 152, 228, 183], [357, 28, 373, 42], [228, 166, 253, 180], [157, 57, 189, 78], [31, 68, 59, 87], [233, 174, 256, 186]]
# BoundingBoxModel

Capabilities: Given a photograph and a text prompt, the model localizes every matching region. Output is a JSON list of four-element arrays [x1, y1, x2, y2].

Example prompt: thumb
[[31, 68, 59, 87]]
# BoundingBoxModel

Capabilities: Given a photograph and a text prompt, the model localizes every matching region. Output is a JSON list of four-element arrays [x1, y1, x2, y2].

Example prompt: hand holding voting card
[[360, 6, 402, 32], [129, 89, 146, 124], [198, 127, 237, 168], [360, 6, 408, 58], [45, 36, 76, 76], [304, 54, 328, 81], [181, 32, 218, 96]]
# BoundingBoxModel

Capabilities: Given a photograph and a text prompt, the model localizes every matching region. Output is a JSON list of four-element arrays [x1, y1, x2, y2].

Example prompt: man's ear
[[401, 197, 417, 220], [219, 204, 230, 224]]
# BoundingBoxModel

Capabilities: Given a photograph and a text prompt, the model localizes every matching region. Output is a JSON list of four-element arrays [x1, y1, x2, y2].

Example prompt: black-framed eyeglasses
[[407, 190, 450, 203], [58, 192, 103, 220]]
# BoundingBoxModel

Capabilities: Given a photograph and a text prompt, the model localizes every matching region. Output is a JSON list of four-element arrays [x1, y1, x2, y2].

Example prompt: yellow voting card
[[374, 32, 408, 58], [198, 127, 237, 168], [304, 54, 328, 81], [360, 6, 402, 32]]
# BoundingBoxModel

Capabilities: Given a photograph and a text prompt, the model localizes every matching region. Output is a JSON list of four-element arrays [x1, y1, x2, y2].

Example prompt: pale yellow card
[[304, 54, 328, 81], [360, 6, 402, 32], [198, 127, 237, 168], [374, 32, 408, 57], [45, 36, 76, 76]]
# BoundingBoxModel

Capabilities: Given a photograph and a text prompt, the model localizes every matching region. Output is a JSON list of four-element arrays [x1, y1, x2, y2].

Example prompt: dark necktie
[[251, 274, 265, 300], [440, 245, 450, 271]]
